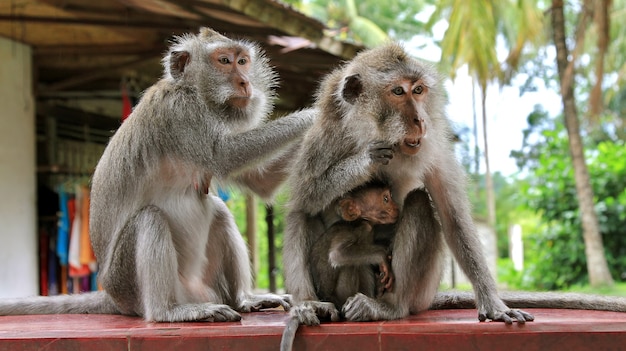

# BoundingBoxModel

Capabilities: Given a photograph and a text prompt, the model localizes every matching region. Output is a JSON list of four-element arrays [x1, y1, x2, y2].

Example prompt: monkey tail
[[280, 316, 301, 351], [0, 290, 122, 316], [430, 291, 626, 312]]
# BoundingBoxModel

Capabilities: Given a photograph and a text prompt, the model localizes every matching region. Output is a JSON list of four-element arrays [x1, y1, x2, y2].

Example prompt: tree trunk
[[551, 0, 614, 287], [481, 85, 496, 228], [265, 205, 277, 293], [472, 77, 480, 177], [590, 0, 611, 118], [245, 194, 258, 287]]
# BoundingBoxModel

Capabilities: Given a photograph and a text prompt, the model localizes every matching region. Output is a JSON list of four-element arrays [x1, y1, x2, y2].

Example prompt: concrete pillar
[[0, 37, 37, 297]]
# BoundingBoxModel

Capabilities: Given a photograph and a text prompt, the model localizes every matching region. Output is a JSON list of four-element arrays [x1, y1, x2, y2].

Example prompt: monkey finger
[[316, 302, 341, 322], [291, 303, 321, 326], [488, 311, 514, 324], [238, 293, 293, 313], [507, 309, 534, 323], [202, 307, 242, 322], [384, 276, 394, 291]]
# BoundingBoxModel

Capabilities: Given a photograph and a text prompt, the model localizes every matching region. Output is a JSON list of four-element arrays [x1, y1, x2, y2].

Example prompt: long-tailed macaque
[[313, 180, 398, 309], [283, 42, 626, 327], [281, 181, 399, 351], [0, 27, 315, 322]]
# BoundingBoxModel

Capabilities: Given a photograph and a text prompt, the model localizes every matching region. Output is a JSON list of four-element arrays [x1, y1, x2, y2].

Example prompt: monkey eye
[[413, 85, 424, 94], [383, 195, 389, 203], [391, 86, 405, 95], [237, 58, 248, 65], [218, 56, 231, 64]]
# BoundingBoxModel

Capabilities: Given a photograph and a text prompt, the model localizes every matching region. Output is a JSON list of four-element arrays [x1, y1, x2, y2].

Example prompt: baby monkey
[[281, 181, 399, 351], [313, 180, 399, 307]]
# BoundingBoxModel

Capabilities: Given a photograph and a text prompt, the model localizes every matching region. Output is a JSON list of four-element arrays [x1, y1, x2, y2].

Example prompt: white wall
[[0, 37, 38, 297]]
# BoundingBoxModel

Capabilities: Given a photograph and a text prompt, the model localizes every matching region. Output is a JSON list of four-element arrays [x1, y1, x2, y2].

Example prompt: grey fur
[[281, 183, 397, 351], [283, 42, 533, 326], [0, 27, 313, 322]]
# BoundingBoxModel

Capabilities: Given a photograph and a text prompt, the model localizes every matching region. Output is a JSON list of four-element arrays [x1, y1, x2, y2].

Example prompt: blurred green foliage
[[228, 188, 289, 290], [507, 110, 626, 290]]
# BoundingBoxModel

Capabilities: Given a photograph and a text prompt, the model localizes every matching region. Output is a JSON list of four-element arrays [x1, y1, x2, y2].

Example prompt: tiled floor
[[1, 309, 625, 350]]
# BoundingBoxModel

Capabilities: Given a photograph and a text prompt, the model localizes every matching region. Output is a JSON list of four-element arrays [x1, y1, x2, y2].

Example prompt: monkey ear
[[199, 27, 228, 41], [339, 199, 361, 221], [342, 74, 363, 104], [169, 51, 190, 79]]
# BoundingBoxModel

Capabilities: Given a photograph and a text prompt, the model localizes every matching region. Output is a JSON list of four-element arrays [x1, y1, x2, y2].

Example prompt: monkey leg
[[203, 196, 291, 313], [343, 189, 444, 321], [133, 205, 241, 322]]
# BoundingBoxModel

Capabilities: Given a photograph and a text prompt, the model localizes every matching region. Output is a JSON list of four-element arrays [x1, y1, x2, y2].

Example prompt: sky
[[402, 16, 564, 176]]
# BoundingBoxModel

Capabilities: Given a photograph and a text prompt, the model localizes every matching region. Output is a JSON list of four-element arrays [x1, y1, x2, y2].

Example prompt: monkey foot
[[152, 303, 241, 322], [238, 293, 293, 313], [479, 307, 535, 324], [290, 301, 340, 326]]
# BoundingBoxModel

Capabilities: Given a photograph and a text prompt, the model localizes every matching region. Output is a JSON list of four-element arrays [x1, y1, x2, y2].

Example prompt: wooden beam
[[0, 15, 200, 30], [40, 55, 158, 92], [221, 0, 361, 59]]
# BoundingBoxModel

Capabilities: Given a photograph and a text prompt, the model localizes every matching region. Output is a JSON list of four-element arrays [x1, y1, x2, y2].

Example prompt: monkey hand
[[238, 293, 293, 313], [342, 292, 401, 321], [378, 262, 394, 292], [368, 141, 394, 165], [478, 301, 534, 324], [290, 301, 340, 326]]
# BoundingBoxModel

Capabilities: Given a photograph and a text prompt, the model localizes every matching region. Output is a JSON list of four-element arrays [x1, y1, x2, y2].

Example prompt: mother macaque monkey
[[284, 42, 523, 326], [285, 42, 626, 327], [0, 28, 315, 322]]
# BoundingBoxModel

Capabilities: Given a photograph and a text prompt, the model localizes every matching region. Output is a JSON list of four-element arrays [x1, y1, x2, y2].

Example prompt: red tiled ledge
[[1, 309, 625, 351]]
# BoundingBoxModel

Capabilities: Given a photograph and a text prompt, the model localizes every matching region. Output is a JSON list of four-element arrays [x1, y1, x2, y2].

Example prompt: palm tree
[[430, 0, 501, 228], [550, 0, 614, 287]]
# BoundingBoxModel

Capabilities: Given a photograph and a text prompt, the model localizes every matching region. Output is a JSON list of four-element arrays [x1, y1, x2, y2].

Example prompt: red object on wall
[[121, 84, 132, 122]]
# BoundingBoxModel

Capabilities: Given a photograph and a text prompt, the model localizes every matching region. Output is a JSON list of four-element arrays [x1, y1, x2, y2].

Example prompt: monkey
[[282, 42, 626, 328], [0, 27, 316, 322], [280, 181, 398, 351], [313, 180, 398, 309]]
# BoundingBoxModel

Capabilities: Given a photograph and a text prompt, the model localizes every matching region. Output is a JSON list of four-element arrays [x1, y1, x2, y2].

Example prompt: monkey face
[[377, 189, 399, 224], [385, 79, 428, 156], [209, 48, 253, 108]]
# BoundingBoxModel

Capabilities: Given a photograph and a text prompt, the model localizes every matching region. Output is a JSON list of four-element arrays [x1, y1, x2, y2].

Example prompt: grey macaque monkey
[[283, 42, 626, 328], [312, 181, 398, 308], [0, 27, 315, 322], [281, 181, 399, 351]]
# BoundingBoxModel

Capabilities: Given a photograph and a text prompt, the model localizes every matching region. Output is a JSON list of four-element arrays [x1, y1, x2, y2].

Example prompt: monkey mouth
[[399, 137, 422, 156], [405, 138, 421, 149]]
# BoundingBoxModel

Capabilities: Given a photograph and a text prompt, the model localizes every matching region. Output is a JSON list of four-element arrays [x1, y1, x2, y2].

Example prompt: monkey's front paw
[[342, 293, 383, 321], [291, 301, 340, 326], [479, 307, 535, 324], [200, 304, 242, 322], [368, 141, 394, 165], [238, 293, 292, 313]]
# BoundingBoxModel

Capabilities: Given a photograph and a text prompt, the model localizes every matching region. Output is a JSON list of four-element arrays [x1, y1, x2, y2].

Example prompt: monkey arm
[[328, 225, 389, 269], [290, 142, 389, 215], [214, 108, 316, 178], [424, 160, 532, 324], [230, 141, 301, 200]]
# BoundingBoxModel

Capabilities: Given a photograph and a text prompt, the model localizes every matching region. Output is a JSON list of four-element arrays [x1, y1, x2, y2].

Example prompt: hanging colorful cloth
[[56, 187, 70, 266], [69, 185, 91, 279], [79, 186, 97, 272]]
